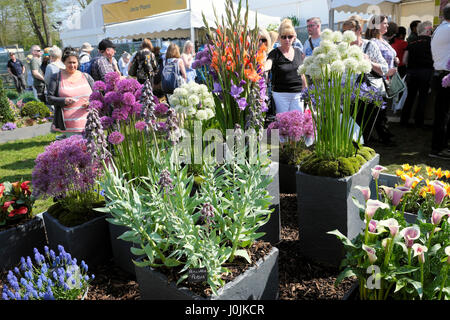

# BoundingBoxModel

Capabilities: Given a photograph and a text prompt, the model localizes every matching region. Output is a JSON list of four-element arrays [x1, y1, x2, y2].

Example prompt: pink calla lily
[[400, 226, 420, 248], [371, 165, 387, 180], [368, 219, 377, 233], [365, 199, 390, 220], [379, 218, 399, 237], [392, 186, 410, 207], [362, 244, 377, 264], [431, 181, 447, 205], [355, 186, 371, 202], [412, 243, 428, 264], [379, 186, 393, 200], [404, 175, 420, 189], [431, 207, 450, 226]]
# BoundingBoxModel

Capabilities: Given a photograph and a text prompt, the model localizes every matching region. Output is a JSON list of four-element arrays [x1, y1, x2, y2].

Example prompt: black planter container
[[0, 213, 47, 271], [43, 211, 112, 266], [278, 163, 298, 194], [108, 221, 139, 276], [259, 161, 280, 245], [296, 154, 380, 266], [135, 247, 279, 300]]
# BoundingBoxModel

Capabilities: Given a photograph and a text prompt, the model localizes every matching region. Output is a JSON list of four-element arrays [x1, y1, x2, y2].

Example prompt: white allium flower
[[303, 56, 314, 66], [204, 98, 215, 108], [321, 29, 333, 41], [169, 95, 179, 106], [187, 106, 196, 116], [316, 53, 328, 65], [298, 64, 307, 75], [307, 64, 322, 79], [312, 46, 324, 56], [358, 60, 372, 74], [343, 58, 358, 72], [205, 108, 215, 119], [188, 95, 200, 106], [199, 84, 209, 94], [331, 31, 343, 43], [348, 45, 363, 61], [337, 42, 349, 56], [175, 87, 188, 97], [196, 109, 208, 121], [330, 60, 345, 74], [319, 40, 334, 53], [342, 30, 357, 43], [326, 48, 341, 64]]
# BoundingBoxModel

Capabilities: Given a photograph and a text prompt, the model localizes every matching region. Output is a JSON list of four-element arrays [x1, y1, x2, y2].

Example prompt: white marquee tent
[[60, 0, 281, 47], [327, 0, 437, 30]]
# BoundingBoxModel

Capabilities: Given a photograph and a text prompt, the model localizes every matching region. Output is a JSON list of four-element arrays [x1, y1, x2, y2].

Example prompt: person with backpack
[[90, 38, 119, 81], [303, 17, 322, 58], [161, 43, 187, 95], [79, 42, 94, 64], [128, 38, 158, 84]]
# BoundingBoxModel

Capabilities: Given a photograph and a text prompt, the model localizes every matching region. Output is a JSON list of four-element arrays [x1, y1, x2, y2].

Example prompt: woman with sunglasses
[[264, 19, 307, 114], [47, 47, 95, 138]]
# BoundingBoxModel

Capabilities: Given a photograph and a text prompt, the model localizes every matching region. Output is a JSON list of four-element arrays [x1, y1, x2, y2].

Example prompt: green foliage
[[5, 90, 19, 100], [0, 78, 15, 123], [266, 23, 279, 32], [300, 147, 376, 178], [18, 91, 37, 103], [100, 145, 273, 295], [20, 101, 50, 118], [284, 15, 300, 27]]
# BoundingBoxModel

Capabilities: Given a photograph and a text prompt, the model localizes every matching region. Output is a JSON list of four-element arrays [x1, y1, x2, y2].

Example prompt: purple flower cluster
[[2, 245, 94, 300], [108, 131, 125, 145], [268, 110, 315, 142], [1, 122, 16, 131], [191, 45, 214, 69], [89, 73, 143, 122], [32, 135, 101, 199]]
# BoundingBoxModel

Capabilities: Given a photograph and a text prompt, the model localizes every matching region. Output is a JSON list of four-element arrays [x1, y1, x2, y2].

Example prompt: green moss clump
[[338, 157, 358, 176], [317, 160, 340, 177], [357, 146, 376, 161]]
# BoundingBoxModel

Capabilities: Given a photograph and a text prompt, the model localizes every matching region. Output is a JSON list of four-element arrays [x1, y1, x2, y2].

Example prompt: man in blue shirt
[[303, 17, 322, 58], [7, 52, 26, 93]]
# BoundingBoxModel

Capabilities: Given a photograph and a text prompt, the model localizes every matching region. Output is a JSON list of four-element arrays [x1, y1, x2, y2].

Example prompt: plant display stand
[[43, 212, 112, 266], [296, 154, 380, 266], [135, 247, 279, 300], [0, 213, 47, 271]]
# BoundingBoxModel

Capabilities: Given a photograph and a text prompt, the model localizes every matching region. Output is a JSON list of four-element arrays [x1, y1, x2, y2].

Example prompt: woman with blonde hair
[[268, 31, 279, 50], [258, 28, 272, 58], [181, 40, 196, 83], [264, 19, 306, 114], [128, 38, 158, 84]]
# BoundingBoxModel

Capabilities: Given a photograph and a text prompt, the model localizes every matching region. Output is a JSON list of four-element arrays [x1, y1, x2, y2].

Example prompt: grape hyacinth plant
[[2, 245, 94, 300]]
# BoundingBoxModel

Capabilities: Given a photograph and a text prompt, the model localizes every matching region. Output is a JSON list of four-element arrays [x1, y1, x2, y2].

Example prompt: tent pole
[[329, 8, 335, 30]]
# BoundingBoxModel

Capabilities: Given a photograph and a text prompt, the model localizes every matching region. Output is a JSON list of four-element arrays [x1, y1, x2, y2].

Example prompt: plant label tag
[[188, 268, 207, 283]]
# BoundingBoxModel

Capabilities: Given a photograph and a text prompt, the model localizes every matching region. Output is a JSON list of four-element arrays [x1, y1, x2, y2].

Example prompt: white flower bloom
[[358, 60, 372, 74], [342, 30, 357, 43], [169, 95, 179, 106], [188, 95, 200, 106], [325, 48, 341, 64], [204, 98, 215, 108], [187, 106, 196, 116], [330, 60, 345, 74], [337, 42, 349, 57], [343, 57, 358, 72], [307, 64, 322, 79], [348, 45, 364, 61], [321, 29, 334, 41], [205, 108, 215, 119], [331, 31, 343, 43], [196, 109, 208, 121], [303, 56, 314, 66], [316, 53, 328, 65], [298, 64, 307, 75], [319, 40, 334, 53], [312, 46, 324, 56], [175, 87, 188, 97]]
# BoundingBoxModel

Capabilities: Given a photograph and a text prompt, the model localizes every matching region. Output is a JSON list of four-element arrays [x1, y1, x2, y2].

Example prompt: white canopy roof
[[60, 0, 281, 47]]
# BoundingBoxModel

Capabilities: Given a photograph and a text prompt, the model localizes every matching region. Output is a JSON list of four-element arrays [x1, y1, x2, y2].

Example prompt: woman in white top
[[181, 41, 196, 83], [118, 51, 131, 77]]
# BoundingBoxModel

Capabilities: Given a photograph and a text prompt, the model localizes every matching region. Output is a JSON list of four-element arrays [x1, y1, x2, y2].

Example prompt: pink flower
[[412, 243, 427, 264], [379, 218, 399, 237], [135, 121, 147, 132], [371, 165, 387, 180], [362, 244, 377, 264], [368, 219, 377, 233], [392, 186, 410, 206], [365, 199, 390, 220], [355, 186, 371, 201], [404, 175, 420, 189], [108, 131, 124, 145], [400, 226, 420, 248], [431, 207, 450, 226], [431, 181, 447, 205]]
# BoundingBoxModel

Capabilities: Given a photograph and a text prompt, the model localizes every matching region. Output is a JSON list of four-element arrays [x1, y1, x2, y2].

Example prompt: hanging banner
[[102, 0, 188, 25]]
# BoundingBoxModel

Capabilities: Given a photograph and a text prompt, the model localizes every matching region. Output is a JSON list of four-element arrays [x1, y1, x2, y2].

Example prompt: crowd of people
[[5, 3, 450, 159]]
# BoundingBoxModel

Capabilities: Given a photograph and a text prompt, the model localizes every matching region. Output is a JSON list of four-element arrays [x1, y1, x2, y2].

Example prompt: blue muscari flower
[[32, 289, 38, 299], [37, 278, 43, 290], [91, 274, 95, 280], [84, 275, 89, 281], [7, 289, 15, 300], [20, 278, 28, 287], [41, 263, 48, 274], [81, 261, 88, 272], [20, 257, 27, 271], [59, 274, 65, 286], [14, 292, 21, 300], [57, 245, 65, 255], [55, 256, 60, 265], [63, 283, 70, 291], [14, 267, 20, 274], [72, 279, 76, 285], [26, 256, 33, 269], [44, 246, 49, 257], [24, 270, 32, 280], [50, 249, 56, 260], [72, 258, 77, 266], [52, 271, 58, 280], [2, 292, 8, 300]]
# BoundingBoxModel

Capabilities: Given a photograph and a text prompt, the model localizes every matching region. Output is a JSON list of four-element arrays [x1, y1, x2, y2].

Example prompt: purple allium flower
[[132, 102, 142, 115], [89, 91, 104, 103], [108, 131, 124, 145], [157, 121, 167, 132], [89, 100, 103, 110], [122, 92, 136, 106], [104, 72, 120, 86], [154, 103, 169, 117], [104, 91, 121, 105], [135, 121, 147, 131], [100, 116, 114, 129], [237, 97, 248, 110], [92, 81, 106, 92], [268, 110, 315, 142]]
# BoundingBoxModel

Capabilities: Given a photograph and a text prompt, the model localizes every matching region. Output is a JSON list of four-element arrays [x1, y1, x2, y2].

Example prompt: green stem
[[426, 225, 436, 249], [438, 265, 448, 300], [420, 262, 424, 300]]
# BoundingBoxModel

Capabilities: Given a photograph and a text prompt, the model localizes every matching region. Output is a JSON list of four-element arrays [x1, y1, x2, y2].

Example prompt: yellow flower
[[435, 168, 444, 179], [401, 164, 412, 171], [419, 187, 428, 198], [445, 170, 450, 179], [396, 169, 404, 177], [413, 165, 422, 174], [426, 166, 434, 177]]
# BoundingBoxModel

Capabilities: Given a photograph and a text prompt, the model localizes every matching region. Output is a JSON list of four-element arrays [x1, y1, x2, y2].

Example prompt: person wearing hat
[[91, 38, 120, 81], [79, 42, 94, 64], [7, 51, 26, 93]]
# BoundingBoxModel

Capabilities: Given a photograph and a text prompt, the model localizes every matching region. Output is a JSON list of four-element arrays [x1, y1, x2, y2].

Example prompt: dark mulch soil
[[0, 193, 356, 300]]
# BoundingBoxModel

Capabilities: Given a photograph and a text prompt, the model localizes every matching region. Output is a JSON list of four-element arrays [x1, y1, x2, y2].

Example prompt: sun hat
[[80, 42, 94, 52]]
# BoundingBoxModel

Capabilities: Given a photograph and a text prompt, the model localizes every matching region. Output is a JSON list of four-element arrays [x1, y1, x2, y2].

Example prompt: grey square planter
[[259, 161, 280, 245], [135, 247, 279, 300], [296, 154, 380, 266], [369, 172, 417, 224], [108, 222, 139, 276], [0, 213, 47, 272], [43, 211, 112, 266], [278, 163, 298, 194]]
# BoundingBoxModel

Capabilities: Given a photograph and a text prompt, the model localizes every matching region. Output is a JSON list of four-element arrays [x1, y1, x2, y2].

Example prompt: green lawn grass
[[0, 133, 56, 215]]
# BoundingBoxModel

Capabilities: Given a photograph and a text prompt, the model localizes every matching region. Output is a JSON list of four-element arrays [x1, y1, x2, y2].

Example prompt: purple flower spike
[[230, 84, 244, 99], [237, 98, 248, 110]]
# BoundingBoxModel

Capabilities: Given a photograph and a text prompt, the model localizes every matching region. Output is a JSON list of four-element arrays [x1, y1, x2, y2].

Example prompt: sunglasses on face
[[307, 24, 317, 28], [259, 38, 267, 43], [281, 35, 294, 40]]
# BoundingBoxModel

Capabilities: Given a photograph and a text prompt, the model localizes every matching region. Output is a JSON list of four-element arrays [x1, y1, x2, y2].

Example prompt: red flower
[[20, 181, 31, 195], [2, 200, 15, 211], [0, 184, 4, 197], [8, 206, 28, 217]]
